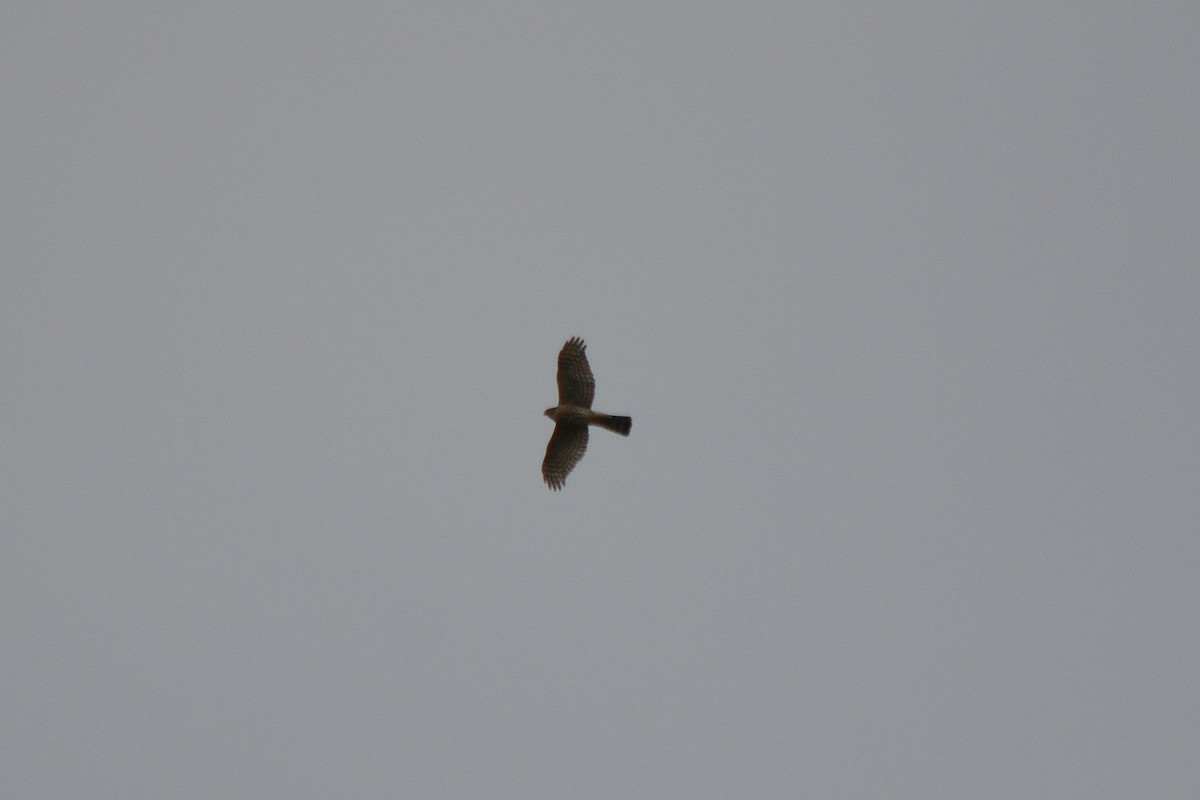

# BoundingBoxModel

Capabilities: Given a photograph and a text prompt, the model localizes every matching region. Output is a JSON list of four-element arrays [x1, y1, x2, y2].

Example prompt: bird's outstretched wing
[[556, 337, 595, 408]]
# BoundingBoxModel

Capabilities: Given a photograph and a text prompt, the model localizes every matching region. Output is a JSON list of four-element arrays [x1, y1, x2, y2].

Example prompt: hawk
[[542, 337, 631, 490]]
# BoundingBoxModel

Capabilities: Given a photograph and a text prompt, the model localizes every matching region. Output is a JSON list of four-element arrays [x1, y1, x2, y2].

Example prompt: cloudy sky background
[[4, 2, 1198, 797]]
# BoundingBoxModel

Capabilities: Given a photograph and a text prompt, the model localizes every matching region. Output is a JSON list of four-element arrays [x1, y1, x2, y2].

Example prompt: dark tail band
[[599, 415, 632, 436]]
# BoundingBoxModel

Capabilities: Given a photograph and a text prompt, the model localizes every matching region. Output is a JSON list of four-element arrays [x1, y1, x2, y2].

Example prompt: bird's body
[[541, 337, 631, 490], [544, 405, 632, 434]]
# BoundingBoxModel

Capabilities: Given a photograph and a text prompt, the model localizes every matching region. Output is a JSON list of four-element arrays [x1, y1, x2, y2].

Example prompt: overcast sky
[[4, 2, 1198, 798]]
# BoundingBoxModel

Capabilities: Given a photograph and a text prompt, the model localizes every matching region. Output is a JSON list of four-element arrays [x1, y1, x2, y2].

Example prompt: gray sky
[[4, 2, 1198, 798]]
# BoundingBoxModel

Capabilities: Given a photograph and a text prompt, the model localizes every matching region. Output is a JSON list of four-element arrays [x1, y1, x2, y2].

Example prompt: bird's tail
[[596, 414, 632, 436]]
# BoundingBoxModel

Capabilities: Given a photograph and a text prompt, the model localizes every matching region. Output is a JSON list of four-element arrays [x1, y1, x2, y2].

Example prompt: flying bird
[[542, 337, 631, 490]]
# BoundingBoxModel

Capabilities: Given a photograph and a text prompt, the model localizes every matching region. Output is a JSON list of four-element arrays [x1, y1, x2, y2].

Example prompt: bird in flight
[[542, 337, 631, 490]]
